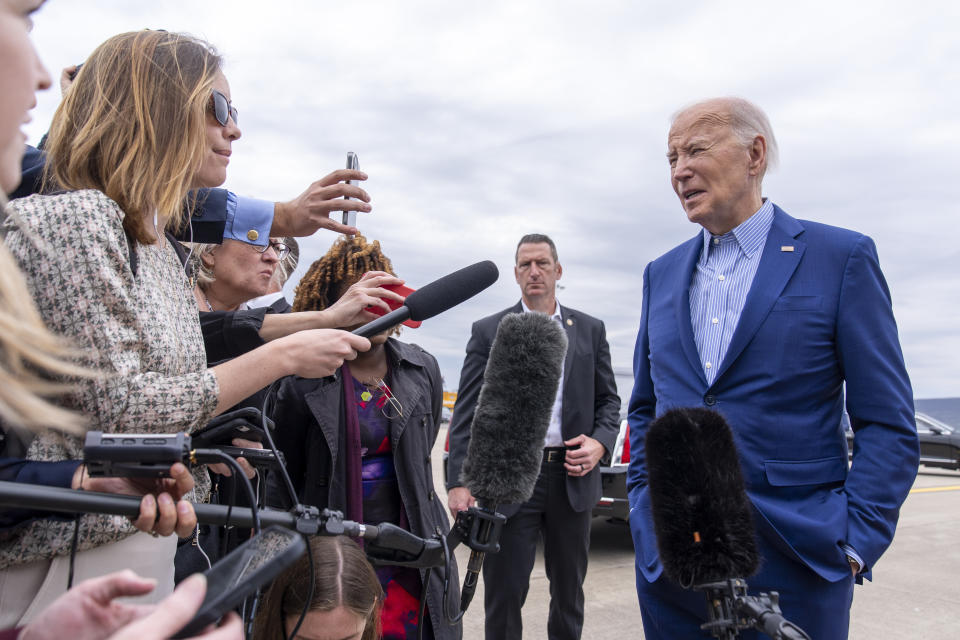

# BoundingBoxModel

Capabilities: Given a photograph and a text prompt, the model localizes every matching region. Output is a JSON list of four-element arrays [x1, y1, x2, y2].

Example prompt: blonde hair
[[43, 30, 222, 244], [0, 197, 86, 433], [187, 242, 218, 290]]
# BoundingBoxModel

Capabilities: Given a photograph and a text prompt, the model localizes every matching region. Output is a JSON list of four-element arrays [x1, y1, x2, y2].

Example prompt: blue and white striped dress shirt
[[689, 200, 774, 385]]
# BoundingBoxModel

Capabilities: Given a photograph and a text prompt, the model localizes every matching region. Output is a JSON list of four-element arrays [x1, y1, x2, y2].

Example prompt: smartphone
[[342, 151, 360, 228], [214, 445, 286, 471], [173, 526, 307, 638], [364, 283, 422, 328], [191, 408, 270, 449]]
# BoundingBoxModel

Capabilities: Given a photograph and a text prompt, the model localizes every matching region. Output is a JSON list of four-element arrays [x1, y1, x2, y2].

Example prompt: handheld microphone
[[352, 260, 499, 338], [456, 311, 568, 612], [646, 408, 810, 640]]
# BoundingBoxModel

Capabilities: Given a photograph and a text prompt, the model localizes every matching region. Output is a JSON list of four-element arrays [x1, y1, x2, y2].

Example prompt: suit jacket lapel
[[673, 236, 708, 386], [560, 306, 577, 397], [714, 207, 805, 382]]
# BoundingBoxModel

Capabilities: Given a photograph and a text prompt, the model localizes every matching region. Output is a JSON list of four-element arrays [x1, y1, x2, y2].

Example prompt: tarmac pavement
[[432, 426, 960, 639]]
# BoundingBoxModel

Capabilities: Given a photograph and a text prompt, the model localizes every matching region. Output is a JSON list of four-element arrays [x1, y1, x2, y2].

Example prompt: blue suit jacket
[[626, 205, 918, 584]]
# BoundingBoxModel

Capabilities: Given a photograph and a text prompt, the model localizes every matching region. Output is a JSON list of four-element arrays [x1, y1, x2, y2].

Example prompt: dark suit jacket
[[626, 205, 918, 584], [447, 302, 621, 514]]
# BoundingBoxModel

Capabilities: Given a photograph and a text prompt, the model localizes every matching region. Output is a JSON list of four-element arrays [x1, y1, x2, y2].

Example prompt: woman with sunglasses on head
[[0, 28, 370, 618], [268, 235, 461, 640]]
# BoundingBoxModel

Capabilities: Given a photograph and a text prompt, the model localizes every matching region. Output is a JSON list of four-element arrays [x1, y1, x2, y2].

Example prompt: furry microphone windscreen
[[459, 312, 567, 506], [645, 407, 759, 587]]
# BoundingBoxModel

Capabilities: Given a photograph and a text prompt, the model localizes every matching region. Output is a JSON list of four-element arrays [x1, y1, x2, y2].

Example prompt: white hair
[[672, 97, 779, 177]]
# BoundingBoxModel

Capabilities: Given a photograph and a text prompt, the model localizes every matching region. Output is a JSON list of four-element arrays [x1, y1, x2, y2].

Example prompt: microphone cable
[[260, 380, 315, 640], [190, 447, 261, 637]]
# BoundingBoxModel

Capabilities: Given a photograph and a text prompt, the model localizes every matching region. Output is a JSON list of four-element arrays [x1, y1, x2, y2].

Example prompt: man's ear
[[748, 135, 767, 176], [556, 263, 563, 280]]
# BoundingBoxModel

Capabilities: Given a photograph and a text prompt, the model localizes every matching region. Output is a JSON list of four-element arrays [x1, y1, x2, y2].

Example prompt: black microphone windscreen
[[404, 260, 499, 322], [460, 312, 567, 505], [646, 408, 759, 586]]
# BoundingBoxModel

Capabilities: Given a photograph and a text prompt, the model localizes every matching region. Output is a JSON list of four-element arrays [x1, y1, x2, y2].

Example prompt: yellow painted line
[[910, 485, 960, 494]]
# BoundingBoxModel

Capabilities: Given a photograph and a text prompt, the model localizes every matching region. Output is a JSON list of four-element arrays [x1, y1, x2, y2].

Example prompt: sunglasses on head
[[210, 89, 238, 127]]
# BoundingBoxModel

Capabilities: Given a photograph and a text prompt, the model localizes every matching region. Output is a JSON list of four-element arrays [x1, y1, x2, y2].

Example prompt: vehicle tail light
[[620, 424, 631, 464], [444, 430, 450, 452]]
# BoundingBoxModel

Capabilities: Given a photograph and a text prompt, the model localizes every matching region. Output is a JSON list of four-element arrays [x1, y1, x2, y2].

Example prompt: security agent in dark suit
[[446, 234, 621, 640]]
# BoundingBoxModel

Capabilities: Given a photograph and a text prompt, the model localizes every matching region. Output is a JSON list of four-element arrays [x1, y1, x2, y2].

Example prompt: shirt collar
[[700, 198, 775, 259], [520, 298, 562, 322]]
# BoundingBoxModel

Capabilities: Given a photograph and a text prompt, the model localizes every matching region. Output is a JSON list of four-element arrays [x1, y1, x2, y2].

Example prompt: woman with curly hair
[[269, 235, 461, 640]]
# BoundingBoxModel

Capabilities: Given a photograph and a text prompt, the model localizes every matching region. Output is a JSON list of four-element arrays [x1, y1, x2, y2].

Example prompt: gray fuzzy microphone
[[460, 311, 568, 505], [455, 311, 567, 613]]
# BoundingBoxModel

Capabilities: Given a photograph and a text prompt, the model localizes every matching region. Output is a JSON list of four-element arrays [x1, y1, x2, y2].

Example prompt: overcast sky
[[26, 0, 958, 399]]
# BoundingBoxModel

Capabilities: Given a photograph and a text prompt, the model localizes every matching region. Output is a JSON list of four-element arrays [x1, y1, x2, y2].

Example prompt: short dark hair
[[515, 234, 559, 264]]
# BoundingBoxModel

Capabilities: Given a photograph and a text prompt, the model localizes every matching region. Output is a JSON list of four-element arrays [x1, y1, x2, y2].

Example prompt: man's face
[[515, 242, 561, 302], [667, 106, 762, 235]]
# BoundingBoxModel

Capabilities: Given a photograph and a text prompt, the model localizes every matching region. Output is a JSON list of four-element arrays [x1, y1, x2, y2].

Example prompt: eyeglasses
[[250, 240, 290, 261], [372, 378, 403, 420], [210, 89, 239, 127]]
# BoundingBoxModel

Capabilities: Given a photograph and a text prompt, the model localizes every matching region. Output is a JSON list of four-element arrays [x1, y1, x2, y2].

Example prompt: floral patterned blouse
[[0, 190, 219, 568]]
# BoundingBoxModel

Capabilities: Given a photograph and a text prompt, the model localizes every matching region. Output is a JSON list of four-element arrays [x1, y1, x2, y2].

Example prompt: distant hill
[[915, 397, 960, 427]]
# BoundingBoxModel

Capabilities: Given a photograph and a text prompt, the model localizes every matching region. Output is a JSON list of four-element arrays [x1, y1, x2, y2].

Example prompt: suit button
[[428, 490, 436, 501], [426, 455, 432, 463], [704, 394, 717, 406]]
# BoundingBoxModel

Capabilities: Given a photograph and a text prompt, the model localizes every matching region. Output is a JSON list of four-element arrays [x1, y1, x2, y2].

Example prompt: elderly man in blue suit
[[626, 97, 918, 639]]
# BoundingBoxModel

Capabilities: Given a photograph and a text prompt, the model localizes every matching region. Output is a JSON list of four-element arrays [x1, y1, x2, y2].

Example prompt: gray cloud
[[24, 0, 959, 398]]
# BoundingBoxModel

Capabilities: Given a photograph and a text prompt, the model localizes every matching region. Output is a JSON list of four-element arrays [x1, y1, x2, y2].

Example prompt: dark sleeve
[[590, 320, 622, 462], [0, 458, 81, 529], [199, 308, 269, 364], [425, 353, 444, 449], [9, 145, 45, 200], [171, 189, 231, 243], [445, 321, 492, 490], [264, 378, 311, 510]]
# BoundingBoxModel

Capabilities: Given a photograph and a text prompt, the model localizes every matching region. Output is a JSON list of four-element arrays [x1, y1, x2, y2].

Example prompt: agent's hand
[[272, 169, 371, 238], [73, 462, 197, 538], [563, 434, 606, 477], [321, 271, 406, 329], [447, 487, 475, 519]]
